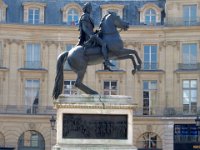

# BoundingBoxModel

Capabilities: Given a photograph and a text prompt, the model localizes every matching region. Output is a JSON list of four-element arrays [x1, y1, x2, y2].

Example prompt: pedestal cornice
[[54, 94, 137, 109]]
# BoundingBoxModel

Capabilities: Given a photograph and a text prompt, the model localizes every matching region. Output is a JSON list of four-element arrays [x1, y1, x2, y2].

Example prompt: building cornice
[[1, 23, 200, 32]]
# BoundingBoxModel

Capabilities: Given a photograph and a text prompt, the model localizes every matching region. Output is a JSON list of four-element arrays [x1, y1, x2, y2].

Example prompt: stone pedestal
[[53, 94, 137, 150]]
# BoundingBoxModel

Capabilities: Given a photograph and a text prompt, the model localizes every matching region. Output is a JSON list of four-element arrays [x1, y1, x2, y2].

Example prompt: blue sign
[[174, 124, 200, 150]]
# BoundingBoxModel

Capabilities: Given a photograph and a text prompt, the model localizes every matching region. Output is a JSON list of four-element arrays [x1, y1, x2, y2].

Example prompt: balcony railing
[[141, 62, 158, 70], [178, 63, 200, 70], [0, 105, 56, 115], [165, 17, 200, 27], [24, 61, 42, 69], [134, 107, 199, 117]]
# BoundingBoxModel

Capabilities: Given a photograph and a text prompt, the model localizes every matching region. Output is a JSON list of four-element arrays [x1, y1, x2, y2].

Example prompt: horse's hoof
[[132, 69, 136, 75]]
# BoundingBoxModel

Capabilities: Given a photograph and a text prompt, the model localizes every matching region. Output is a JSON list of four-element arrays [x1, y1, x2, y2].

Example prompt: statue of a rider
[[77, 2, 114, 70]]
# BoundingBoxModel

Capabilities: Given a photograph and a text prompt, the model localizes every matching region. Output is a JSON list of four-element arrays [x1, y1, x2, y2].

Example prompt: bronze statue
[[52, 3, 142, 99], [77, 2, 114, 70]]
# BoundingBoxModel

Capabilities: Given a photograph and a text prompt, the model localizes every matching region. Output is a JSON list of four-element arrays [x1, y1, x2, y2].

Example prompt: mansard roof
[[3, 0, 165, 25]]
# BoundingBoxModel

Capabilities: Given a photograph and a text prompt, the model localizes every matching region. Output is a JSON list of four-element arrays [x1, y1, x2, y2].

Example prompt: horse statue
[[52, 12, 142, 99]]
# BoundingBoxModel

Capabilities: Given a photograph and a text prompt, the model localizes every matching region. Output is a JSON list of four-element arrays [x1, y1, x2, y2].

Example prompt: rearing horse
[[53, 12, 142, 99]]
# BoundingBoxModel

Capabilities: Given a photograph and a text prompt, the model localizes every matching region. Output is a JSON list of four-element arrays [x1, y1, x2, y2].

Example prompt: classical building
[[0, 0, 200, 150]]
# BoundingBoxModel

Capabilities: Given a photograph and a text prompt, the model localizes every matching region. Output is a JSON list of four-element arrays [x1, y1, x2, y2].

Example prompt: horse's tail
[[52, 51, 68, 99]]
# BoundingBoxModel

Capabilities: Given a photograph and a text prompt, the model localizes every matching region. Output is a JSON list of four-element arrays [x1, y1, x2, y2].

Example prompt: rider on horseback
[[77, 2, 114, 70]]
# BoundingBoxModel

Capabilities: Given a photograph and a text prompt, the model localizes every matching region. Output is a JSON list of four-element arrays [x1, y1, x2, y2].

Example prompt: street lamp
[[50, 115, 56, 130], [49, 115, 56, 149]]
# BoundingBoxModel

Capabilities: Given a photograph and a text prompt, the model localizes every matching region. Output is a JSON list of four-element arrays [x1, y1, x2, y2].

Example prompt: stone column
[[163, 121, 174, 150]]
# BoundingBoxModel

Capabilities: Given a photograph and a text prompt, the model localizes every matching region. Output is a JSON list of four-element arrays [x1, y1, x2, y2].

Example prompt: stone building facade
[[0, 0, 200, 150]]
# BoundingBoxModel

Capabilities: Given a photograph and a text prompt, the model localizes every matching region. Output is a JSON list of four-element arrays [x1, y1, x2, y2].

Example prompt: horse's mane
[[99, 12, 113, 29]]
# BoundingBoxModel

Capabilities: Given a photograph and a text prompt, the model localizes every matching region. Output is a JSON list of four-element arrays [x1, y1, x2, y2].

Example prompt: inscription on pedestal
[[63, 114, 128, 139]]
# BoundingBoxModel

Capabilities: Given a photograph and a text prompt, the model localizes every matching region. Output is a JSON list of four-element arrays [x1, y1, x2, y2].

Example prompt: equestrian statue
[[52, 2, 142, 99]]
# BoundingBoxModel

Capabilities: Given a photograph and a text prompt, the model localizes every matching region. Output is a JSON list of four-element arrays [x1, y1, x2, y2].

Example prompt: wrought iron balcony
[[165, 17, 200, 27], [134, 107, 199, 117], [0, 105, 56, 115], [24, 61, 42, 69], [178, 63, 200, 70]]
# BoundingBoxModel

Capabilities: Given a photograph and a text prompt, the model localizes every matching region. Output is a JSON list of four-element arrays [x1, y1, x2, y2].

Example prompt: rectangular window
[[24, 80, 40, 114], [143, 80, 157, 115], [103, 80, 118, 95], [143, 45, 157, 70], [26, 43, 41, 68], [183, 5, 197, 26], [63, 80, 78, 95], [64, 44, 74, 70], [182, 43, 197, 64], [28, 8, 40, 24], [182, 80, 197, 114]]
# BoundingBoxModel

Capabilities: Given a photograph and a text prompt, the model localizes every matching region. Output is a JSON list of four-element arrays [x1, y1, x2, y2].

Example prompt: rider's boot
[[102, 44, 115, 68]]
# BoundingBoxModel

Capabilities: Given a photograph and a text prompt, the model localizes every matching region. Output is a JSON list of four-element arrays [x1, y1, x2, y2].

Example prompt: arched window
[[0, 132, 5, 147], [62, 3, 81, 26], [137, 132, 162, 150], [18, 130, 45, 150], [145, 9, 156, 25], [139, 3, 162, 25], [67, 8, 79, 26]]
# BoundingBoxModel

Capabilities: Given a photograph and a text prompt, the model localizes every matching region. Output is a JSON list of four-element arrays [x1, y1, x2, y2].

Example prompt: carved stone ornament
[[28, 122, 36, 130]]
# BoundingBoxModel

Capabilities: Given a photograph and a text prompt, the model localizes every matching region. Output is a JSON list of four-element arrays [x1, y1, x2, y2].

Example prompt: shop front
[[174, 124, 200, 150]]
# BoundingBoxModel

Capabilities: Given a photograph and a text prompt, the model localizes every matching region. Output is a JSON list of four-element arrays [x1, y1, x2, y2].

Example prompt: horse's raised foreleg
[[75, 70, 98, 95], [116, 55, 137, 75], [112, 48, 142, 70], [123, 48, 142, 70]]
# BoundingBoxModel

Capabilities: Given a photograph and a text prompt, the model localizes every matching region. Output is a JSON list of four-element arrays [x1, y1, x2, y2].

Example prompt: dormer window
[[67, 8, 79, 26], [100, 4, 124, 18], [145, 9, 156, 25], [23, 2, 46, 24], [28, 8, 40, 24], [62, 3, 82, 26], [0, 0, 7, 22], [139, 3, 162, 25]]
